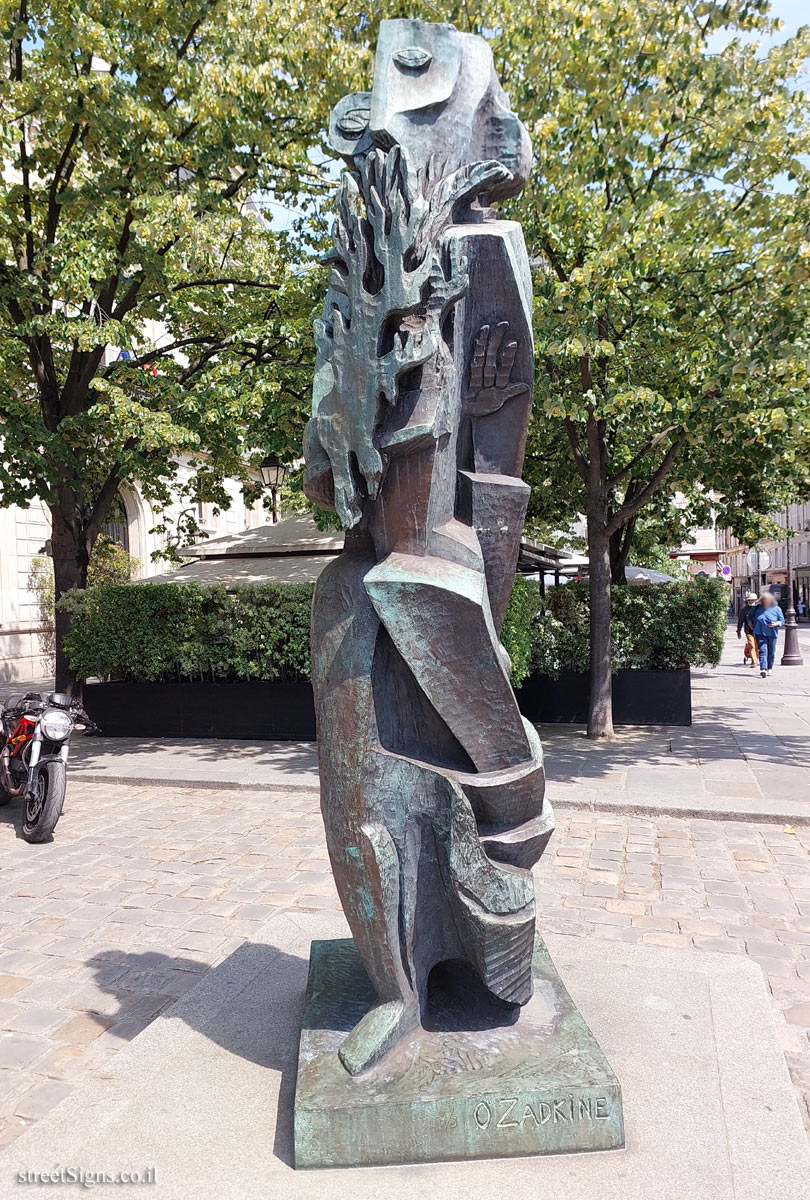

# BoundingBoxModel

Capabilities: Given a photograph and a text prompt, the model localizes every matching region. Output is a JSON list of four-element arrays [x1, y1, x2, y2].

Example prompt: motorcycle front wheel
[[22, 761, 66, 843]]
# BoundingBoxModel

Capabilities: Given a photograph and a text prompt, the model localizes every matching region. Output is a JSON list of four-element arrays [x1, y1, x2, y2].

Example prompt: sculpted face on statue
[[328, 19, 532, 202]]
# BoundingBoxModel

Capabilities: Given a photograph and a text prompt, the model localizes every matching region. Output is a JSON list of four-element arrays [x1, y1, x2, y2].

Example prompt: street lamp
[[782, 506, 804, 666], [259, 455, 288, 524]]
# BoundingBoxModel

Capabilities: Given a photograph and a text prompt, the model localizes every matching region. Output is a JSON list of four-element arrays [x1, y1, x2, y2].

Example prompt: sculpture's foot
[[338, 999, 419, 1076]]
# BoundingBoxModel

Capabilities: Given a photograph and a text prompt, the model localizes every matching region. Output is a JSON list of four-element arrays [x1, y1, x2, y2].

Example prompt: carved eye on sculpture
[[328, 92, 373, 159], [393, 46, 433, 71], [336, 105, 371, 138]]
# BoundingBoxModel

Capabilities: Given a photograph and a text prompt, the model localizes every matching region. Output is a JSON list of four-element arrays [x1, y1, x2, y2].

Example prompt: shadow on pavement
[[85, 943, 308, 1168], [71, 736, 318, 776], [0, 798, 25, 839]]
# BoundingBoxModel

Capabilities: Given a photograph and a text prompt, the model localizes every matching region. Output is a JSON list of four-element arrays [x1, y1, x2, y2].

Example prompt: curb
[[552, 796, 810, 826], [71, 771, 320, 793], [70, 771, 810, 826]]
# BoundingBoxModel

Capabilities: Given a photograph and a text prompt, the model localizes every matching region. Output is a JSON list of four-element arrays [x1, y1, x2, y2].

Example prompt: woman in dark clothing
[[736, 591, 761, 667]]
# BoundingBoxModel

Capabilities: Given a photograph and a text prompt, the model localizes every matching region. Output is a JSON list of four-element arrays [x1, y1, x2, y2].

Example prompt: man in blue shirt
[[753, 592, 785, 677]]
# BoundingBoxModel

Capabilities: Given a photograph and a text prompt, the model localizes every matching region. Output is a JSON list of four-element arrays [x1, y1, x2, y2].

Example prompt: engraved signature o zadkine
[[473, 1094, 612, 1131]]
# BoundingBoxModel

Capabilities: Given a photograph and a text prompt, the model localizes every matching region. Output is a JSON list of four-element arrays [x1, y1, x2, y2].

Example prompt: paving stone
[[0, 1034, 50, 1069], [3, 1008, 68, 1035], [34, 1044, 92, 1081], [746, 940, 796, 960], [52, 1014, 112, 1045], [234, 903, 277, 921], [692, 936, 745, 954], [642, 932, 689, 948], [582, 910, 630, 927], [750, 957, 796, 980], [582, 882, 617, 898], [95, 1016, 153, 1049], [0, 1072, 24, 1104], [705, 879, 747, 896], [785, 1004, 810, 1028], [174, 931, 224, 953], [155, 897, 201, 913], [605, 899, 645, 916], [13, 1080, 73, 1121], [706, 894, 750, 912], [0, 1115, 30, 1151]]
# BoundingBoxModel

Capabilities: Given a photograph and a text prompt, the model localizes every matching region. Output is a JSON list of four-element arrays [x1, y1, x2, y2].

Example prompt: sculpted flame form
[[303, 18, 554, 1075]]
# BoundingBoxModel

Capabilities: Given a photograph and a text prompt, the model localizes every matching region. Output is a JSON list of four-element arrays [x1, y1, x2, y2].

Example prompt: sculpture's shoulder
[[445, 219, 533, 331], [444, 218, 530, 268], [447, 218, 526, 240]]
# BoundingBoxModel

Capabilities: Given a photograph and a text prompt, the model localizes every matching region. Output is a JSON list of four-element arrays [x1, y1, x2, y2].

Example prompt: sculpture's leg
[[363, 549, 552, 1012], [312, 547, 422, 1075], [334, 822, 419, 1075], [445, 781, 536, 1004]]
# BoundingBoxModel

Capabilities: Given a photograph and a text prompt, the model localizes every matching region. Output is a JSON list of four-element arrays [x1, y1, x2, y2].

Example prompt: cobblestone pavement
[[1, 781, 810, 1150]]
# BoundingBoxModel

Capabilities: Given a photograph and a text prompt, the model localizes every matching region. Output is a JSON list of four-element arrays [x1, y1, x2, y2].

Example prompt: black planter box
[[83, 680, 317, 740], [84, 665, 690, 740], [516, 668, 691, 727]]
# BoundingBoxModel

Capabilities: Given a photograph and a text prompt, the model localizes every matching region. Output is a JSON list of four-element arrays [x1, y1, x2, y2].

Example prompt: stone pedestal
[[294, 936, 623, 1168]]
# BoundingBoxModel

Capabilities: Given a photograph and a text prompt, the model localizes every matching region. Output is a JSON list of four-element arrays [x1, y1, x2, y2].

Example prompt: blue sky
[[709, 0, 807, 51], [761, 0, 806, 43]]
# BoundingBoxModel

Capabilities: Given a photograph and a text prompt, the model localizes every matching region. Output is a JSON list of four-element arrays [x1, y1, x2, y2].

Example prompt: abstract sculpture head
[[329, 19, 531, 201]]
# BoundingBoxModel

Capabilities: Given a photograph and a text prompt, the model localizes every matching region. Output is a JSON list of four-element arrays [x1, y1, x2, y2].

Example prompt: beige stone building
[[0, 464, 266, 683], [717, 501, 810, 616]]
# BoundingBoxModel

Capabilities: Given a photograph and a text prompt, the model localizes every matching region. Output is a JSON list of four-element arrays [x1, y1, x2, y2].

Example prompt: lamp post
[[781, 506, 804, 666], [259, 455, 288, 524]]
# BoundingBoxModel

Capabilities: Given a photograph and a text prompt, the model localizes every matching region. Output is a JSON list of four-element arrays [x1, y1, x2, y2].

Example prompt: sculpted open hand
[[464, 321, 529, 416]]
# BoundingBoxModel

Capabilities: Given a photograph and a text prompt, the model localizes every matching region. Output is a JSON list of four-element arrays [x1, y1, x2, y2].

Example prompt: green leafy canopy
[[500, 1, 810, 535], [0, 0, 374, 537]]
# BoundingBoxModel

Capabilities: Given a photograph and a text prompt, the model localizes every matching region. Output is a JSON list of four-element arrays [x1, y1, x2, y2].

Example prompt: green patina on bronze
[[295, 937, 624, 1168], [295, 15, 624, 1166]]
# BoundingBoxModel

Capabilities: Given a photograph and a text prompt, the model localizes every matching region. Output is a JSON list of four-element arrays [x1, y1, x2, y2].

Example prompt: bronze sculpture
[[296, 20, 622, 1168], [303, 16, 552, 1077]]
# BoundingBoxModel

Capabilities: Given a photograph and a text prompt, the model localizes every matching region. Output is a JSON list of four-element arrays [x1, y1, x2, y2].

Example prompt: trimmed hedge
[[61, 574, 728, 687], [60, 582, 313, 684], [506, 574, 728, 681]]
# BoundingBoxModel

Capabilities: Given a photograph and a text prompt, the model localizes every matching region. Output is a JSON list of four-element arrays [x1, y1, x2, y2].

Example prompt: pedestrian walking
[[753, 592, 785, 678], [736, 590, 761, 667]]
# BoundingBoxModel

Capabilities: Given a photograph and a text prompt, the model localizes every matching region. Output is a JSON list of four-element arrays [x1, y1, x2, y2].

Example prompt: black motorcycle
[[0, 691, 94, 843]]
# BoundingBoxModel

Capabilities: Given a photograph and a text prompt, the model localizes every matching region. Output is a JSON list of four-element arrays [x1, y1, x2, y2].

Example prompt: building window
[[103, 494, 130, 552], [196, 502, 218, 532]]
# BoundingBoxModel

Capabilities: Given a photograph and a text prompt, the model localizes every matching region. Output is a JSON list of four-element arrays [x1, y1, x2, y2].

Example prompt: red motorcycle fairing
[[9, 716, 36, 757]]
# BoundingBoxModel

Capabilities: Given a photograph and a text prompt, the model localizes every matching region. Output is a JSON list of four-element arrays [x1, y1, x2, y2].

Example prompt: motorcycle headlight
[[40, 709, 74, 741]]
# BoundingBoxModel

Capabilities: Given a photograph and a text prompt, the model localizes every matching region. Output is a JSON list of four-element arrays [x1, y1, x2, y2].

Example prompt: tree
[[29, 532, 139, 673], [498, 0, 810, 736], [0, 0, 370, 689]]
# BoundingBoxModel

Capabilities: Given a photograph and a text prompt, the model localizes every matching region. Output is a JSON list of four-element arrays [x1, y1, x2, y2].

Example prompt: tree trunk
[[50, 499, 88, 695], [584, 408, 614, 740], [609, 515, 637, 585], [587, 524, 614, 739]]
